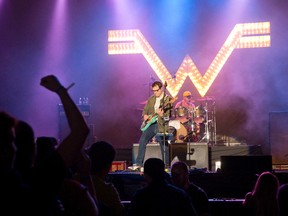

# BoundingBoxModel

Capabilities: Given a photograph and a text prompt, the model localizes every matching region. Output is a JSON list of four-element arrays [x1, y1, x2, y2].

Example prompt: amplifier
[[132, 143, 162, 164], [58, 104, 91, 117], [58, 104, 93, 145], [110, 161, 127, 172], [170, 143, 209, 169], [133, 143, 209, 169], [220, 155, 272, 174]]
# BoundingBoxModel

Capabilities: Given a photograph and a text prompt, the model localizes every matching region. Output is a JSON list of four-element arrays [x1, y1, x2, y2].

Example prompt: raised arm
[[40, 75, 89, 167]]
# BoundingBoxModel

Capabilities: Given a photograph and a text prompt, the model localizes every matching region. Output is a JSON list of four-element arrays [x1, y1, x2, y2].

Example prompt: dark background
[[1, 0, 288, 155]]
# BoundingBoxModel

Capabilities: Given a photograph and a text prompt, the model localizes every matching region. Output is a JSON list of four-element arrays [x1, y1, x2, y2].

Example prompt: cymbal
[[139, 100, 147, 105], [197, 96, 214, 101]]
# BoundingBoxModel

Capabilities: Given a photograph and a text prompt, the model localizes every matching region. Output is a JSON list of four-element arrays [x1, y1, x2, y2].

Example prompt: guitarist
[[132, 81, 173, 170]]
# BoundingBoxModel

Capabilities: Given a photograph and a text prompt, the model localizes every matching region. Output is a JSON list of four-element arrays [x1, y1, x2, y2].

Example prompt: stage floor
[[118, 143, 264, 171]]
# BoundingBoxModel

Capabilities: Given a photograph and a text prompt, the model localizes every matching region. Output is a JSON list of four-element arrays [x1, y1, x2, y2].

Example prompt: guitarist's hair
[[152, 81, 163, 89]]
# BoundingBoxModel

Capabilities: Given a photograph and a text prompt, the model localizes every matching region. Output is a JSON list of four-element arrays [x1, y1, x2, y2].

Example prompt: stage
[[109, 143, 288, 215], [111, 143, 286, 199], [117, 143, 264, 171]]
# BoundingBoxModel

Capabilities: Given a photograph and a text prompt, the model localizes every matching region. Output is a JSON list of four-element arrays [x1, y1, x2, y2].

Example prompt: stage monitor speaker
[[170, 143, 209, 169], [132, 143, 162, 164], [220, 155, 272, 175]]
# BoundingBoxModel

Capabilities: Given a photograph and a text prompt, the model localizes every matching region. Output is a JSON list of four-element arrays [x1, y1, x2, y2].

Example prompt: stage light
[[108, 22, 270, 97]]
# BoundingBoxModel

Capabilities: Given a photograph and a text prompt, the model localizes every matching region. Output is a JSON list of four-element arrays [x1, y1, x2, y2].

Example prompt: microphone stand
[[161, 82, 169, 168]]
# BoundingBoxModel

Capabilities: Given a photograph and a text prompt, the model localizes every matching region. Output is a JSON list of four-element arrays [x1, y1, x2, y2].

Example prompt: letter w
[[108, 22, 270, 97]]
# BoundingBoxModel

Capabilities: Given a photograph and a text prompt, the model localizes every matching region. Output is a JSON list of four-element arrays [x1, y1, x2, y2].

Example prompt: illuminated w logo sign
[[108, 22, 270, 97]]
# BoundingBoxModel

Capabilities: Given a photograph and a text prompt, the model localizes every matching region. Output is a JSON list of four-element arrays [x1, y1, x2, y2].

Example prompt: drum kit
[[137, 95, 217, 144], [169, 96, 216, 144]]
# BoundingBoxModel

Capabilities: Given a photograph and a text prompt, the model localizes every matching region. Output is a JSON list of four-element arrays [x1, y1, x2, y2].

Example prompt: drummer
[[169, 91, 196, 142], [175, 91, 196, 111]]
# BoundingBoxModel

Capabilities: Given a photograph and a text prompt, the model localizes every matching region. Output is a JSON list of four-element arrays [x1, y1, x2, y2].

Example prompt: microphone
[[66, 83, 75, 91], [164, 81, 167, 88]]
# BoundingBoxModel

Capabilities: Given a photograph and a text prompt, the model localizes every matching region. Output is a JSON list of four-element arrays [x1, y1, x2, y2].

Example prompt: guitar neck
[[149, 113, 158, 120]]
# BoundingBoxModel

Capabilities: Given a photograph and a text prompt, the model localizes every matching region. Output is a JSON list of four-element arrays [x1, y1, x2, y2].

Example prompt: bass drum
[[175, 123, 188, 143]]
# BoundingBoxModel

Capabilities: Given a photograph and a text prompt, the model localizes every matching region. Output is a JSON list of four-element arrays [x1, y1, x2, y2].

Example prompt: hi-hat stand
[[199, 97, 217, 145]]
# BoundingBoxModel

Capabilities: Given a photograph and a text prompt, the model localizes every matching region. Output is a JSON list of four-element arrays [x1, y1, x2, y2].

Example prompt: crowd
[[1, 74, 288, 216]]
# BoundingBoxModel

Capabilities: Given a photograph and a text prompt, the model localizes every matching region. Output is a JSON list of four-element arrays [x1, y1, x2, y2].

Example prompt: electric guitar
[[140, 97, 177, 132]]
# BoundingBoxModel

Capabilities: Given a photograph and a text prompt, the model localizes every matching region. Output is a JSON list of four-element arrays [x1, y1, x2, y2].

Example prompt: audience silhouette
[[59, 177, 99, 216], [35, 136, 99, 216], [35, 136, 58, 166], [127, 158, 197, 216], [14, 120, 36, 179], [0, 74, 97, 215], [171, 161, 210, 216], [87, 141, 125, 216], [243, 171, 279, 216], [277, 183, 288, 216], [0, 111, 36, 215]]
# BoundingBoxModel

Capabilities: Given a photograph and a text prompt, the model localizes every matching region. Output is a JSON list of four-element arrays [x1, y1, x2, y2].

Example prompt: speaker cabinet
[[132, 143, 162, 164], [170, 143, 209, 169], [220, 155, 272, 174], [210, 145, 263, 171], [58, 104, 94, 148], [269, 112, 288, 164]]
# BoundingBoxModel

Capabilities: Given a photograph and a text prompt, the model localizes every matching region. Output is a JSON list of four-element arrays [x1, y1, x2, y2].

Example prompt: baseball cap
[[183, 91, 192, 97]]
